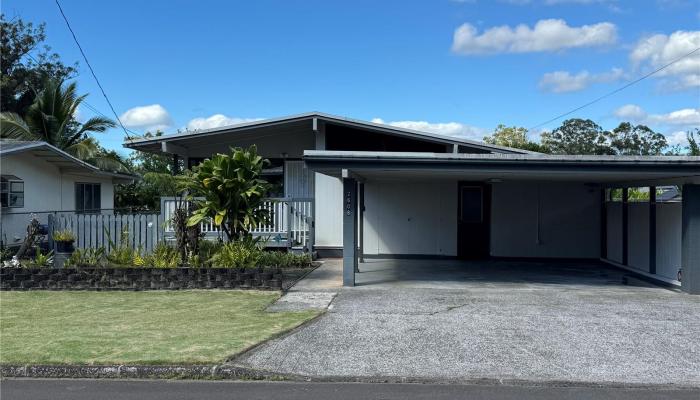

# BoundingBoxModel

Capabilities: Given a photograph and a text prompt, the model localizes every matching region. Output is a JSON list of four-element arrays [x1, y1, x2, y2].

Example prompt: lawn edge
[[223, 310, 327, 363], [1, 364, 699, 390]]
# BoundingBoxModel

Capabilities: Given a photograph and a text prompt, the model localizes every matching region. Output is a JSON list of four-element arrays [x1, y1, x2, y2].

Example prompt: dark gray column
[[359, 182, 365, 264], [649, 186, 657, 275], [172, 154, 180, 175], [622, 187, 629, 266], [343, 177, 358, 287], [681, 184, 700, 294]]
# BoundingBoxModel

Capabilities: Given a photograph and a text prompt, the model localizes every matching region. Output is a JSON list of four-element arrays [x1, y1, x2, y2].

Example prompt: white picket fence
[[48, 212, 164, 253], [161, 197, 314, 250]]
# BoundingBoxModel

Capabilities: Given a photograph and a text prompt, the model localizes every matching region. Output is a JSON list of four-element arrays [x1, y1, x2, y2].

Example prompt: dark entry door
[[457, 182, 491, 259]]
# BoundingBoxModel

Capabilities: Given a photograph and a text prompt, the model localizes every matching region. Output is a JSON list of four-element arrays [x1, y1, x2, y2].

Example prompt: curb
[[0, 364, 280, 380], [2, 364, 699, 390]]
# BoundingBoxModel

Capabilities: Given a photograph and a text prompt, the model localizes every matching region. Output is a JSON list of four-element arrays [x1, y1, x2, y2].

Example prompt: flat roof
[[123, 112, 532, 155], [303, 150, 700, 186]]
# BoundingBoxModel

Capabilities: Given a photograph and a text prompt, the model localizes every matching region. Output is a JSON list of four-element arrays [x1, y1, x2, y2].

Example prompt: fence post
[[309, 200, 315, 253], [287, 200, 293, 249], [47, 213, 55, 252]]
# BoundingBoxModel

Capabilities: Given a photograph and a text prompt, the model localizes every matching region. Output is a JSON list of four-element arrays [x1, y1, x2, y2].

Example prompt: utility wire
[[529, 47, 700, 131], [54, 0, 133, 140]]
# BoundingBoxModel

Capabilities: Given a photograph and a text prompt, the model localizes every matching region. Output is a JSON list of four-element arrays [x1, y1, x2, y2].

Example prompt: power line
[[529, 47, 700, 131], [54, 0, 133, 140]]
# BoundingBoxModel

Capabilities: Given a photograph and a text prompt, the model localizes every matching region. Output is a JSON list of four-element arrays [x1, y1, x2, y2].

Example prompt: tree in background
[[183, 146, 271, 242], [1, 14, 77, 116], [483, 124, 549, 153], [114, 131, 180, 211], [606, 122, 667, 156], [688, 128, 700, 156], [0, 79, 128, 172], [540, 118, 613, 155]]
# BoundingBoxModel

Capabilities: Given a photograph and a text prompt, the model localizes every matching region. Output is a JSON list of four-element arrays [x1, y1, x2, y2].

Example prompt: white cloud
[[649, 108, 700, 126], [665, 130, 689, 147], [614, 104, 700, 126], [630, 30, 700, 90], [371, 118, 487, 140], [186, 114, 263, 131], [120, 104, 172, 132], [539, 67, 624, 93], [451, 19, 617, 55], [613, 104, 646, 120]]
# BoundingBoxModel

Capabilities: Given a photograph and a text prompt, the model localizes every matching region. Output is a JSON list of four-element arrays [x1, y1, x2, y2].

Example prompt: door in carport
[[457, 182, 491, 259]]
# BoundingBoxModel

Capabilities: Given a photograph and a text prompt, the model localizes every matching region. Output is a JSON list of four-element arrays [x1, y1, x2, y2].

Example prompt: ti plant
[[182, 145, 271, 242]]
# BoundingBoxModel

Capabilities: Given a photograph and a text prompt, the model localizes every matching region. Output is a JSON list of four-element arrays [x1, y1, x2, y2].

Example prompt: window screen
[[76, 183, 101, 213], [1, 176, 24, 208]]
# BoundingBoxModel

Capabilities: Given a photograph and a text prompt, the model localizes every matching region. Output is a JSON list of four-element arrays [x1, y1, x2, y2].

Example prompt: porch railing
[[160, 197, 315, 250]]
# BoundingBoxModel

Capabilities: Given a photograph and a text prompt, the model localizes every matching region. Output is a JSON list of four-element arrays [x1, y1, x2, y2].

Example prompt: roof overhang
[[1, 141, 136, 184], [123, 112, 531, 155], [303, 150, 700, 187]]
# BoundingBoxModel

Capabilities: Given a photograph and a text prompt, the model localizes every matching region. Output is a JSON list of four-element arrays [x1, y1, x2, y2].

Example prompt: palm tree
[[0, 79, 128, 172]]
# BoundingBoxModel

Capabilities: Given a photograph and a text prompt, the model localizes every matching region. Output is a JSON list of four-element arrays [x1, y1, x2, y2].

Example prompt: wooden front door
[[457, 182, 491, 259]]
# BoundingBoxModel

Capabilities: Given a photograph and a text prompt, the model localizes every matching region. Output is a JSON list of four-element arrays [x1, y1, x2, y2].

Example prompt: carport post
[[343, 177, 358, 287], [681, 184, 700, 294]]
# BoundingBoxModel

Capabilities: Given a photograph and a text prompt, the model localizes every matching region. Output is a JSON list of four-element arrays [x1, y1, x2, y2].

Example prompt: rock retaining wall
[[0, 267, 283, 290]]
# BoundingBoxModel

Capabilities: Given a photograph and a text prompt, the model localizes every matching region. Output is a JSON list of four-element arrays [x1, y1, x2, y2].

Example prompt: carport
[[303, 151, 700, 294]]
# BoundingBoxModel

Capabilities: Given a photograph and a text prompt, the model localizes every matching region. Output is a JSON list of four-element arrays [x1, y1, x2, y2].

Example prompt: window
[[75, 183, 101, 213], [1, 175, 24, 208]]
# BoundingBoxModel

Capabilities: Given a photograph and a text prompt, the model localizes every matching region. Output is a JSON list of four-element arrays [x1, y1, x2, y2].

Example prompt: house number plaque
[[345, 191, 352, 216]]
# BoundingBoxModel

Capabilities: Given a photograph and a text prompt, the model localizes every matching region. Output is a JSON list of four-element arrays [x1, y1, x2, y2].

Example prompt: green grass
[[0, 290, 318, 365]]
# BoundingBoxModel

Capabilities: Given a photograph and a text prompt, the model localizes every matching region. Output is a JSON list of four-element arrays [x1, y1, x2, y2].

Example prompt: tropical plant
[[259, 251, 312, 268], [105, 227, 138, 265], [64, 247, 106, 268], [52, 229, 75, 242], [0, 78, 128, 172], [210, 240, 262, 269], [142, 243, 181, 268], [32, 248, 54, 267], [183, 145, 271, 242]]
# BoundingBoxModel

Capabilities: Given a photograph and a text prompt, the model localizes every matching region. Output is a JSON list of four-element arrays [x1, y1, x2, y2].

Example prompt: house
[[123, 112, 700, 294], [0, 140, 134, 247]]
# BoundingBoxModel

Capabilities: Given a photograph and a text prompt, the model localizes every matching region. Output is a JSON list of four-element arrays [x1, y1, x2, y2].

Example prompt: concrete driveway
[[233, 259, 700, 386]]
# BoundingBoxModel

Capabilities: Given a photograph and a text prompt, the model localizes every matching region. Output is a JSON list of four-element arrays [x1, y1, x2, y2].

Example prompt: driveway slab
[[235, 261, 700, 386]]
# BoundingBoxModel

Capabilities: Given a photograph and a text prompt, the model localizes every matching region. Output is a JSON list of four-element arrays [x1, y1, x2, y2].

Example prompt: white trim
[[601, 258, 681, 287]]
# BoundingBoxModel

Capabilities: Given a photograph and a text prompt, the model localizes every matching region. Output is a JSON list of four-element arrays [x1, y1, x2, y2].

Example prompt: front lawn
[[0, 290, 318, 365]]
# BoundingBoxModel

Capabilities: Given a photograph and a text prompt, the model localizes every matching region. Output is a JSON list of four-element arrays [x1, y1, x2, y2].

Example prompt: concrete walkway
[[238, 259, 700, 386]]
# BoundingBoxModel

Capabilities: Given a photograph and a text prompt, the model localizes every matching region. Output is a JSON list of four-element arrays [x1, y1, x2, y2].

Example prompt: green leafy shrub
[[52, 229, 75, 242], [210, 241, 261, 269], [196, 240, 222, 268], [64, 247, 106, 268], [142, 243, 181, 268], [105, 227, 139, 266], [259, 251, 312, 268], [31, 248, 54, 267]]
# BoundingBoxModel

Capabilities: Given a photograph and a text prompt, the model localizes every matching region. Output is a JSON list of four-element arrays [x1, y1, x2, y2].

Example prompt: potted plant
[[53, 230, 76, 253]]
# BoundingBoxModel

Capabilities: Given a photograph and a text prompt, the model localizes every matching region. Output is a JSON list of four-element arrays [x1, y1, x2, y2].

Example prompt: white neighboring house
[[0, 140, 134, 247]]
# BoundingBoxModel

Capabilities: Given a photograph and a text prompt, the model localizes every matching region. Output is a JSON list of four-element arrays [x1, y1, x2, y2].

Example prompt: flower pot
[[55, 241, 75, 253]]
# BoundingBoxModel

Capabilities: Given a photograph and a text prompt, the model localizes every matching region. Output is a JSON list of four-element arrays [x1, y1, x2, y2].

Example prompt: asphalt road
[[1, 379, 698, 400]]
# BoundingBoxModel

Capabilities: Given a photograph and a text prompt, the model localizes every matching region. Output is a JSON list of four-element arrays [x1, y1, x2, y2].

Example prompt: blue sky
[[4, 0, 699, 154]]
